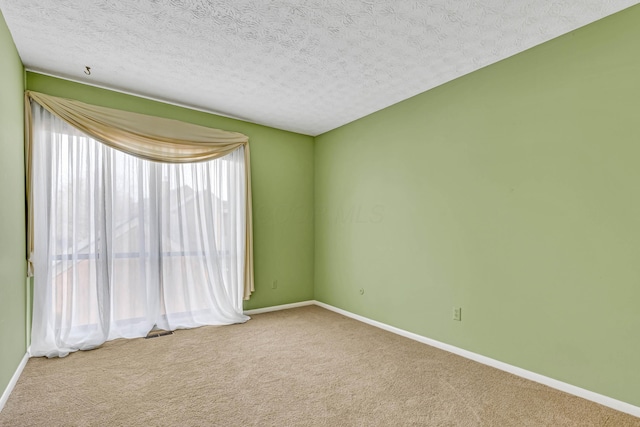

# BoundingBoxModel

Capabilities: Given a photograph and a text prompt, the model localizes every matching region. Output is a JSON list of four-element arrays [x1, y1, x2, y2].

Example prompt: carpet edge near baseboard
[[312, 300, 640, 419], [0, 352, 30, 413], [243, 300, 315, 315]]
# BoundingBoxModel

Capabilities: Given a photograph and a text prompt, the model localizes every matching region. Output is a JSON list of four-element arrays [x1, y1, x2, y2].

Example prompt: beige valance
[[25, 91, 254, 300]]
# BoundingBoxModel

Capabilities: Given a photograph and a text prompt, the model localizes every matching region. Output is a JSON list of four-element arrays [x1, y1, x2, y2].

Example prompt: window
[[30, 102, 249, 358]]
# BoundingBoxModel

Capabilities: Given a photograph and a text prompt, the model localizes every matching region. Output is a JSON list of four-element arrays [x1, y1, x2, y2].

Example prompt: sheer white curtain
[[30, 103, 249, 358]]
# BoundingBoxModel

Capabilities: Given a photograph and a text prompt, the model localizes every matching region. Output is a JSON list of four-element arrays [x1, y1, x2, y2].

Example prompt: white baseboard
[[314, 301, 640, 419], [0, 353, 29, 413], [244, 300, 314, 316]]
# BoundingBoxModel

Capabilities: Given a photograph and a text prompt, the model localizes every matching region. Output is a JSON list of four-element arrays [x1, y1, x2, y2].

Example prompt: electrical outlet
[[453, 307, 462, 321], [272, 280, 278, 290]]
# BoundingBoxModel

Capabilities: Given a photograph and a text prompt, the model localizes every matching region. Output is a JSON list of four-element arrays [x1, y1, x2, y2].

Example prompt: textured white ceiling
[[1, 1, 638, 135]]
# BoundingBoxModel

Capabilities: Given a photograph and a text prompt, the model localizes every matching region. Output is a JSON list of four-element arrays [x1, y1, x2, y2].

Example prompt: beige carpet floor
[[1, 305, 639, 426]]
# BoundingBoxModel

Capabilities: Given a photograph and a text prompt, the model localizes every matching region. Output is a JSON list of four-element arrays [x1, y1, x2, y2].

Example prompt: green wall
[[315, 5, 640, 407], [0, 10, 27, 397], [26, 73, 315, 310]]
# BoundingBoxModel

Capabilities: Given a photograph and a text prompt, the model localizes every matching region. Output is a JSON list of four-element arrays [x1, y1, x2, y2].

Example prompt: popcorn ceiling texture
[[1, 0, 638, 135]]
